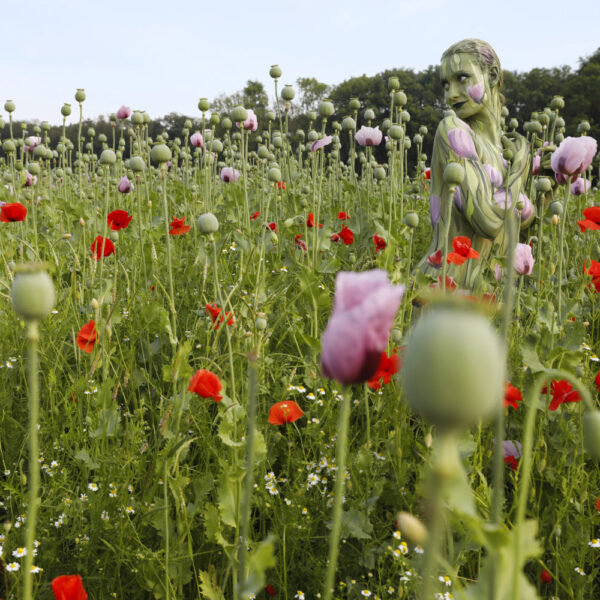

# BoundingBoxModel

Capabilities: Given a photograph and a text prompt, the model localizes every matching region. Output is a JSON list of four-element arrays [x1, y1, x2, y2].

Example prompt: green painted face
[[441, 53, 487, 120]]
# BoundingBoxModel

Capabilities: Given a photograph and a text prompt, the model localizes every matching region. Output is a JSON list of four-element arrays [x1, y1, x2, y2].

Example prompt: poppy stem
[[441, 184, 455, 292], [556, 183, 571, 328], [160, 167, 177, 345], [237, 356, 258, 596], [322, 387, 352, 600], [23, 320, 41, 600]]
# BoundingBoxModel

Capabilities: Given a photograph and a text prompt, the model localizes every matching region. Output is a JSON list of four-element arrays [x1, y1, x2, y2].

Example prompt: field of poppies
[[0, 80, 599, 600]]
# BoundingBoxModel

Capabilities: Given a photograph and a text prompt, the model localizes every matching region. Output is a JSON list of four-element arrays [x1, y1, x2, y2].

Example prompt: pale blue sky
[[5, 0, 599, 124]]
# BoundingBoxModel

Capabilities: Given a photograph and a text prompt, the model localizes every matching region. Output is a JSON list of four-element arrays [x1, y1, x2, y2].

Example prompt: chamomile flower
[[574, 567, 586, 576], [294, 592, 305, 600], [589, 538, 600, 548], [88, 483, 99, 492], [439, 575, 452, 586], [6, 562, 20, 572], [12, 547, 27, 558]]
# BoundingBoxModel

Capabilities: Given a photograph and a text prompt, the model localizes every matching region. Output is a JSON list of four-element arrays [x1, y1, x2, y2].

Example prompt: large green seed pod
[[197, 212, 219, 234], [11, 270, 56, 321], [150, 144, 172, 164], [402, 304, 505, 431]]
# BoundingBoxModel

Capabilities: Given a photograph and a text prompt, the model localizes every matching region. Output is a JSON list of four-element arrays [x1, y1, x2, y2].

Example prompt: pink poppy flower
[[190, 132, 204, 148], [117, 175, 132, 193], [220, 167, 241, 183], [311, 135, 332, 152], [571, 177, 591, 195], [237, 109, 258, 131], [116, 105, 131, 120], [514, 243, 534, 275], [551, 136, 597, 177], [355, 126, 382, 147]]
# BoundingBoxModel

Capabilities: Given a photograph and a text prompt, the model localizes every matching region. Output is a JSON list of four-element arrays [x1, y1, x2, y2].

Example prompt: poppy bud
[[11, 269, 55, 321], [61, 103, 72, 117], [583, 411, 600, 460], [536, 178, 552, 193], [256, 317, 267, 330], [391, 328, 402, 343], [443, 162, 465, 186], [552, 215, 559, 226], [197, 212, 219, 234], [502, 148, 513, 161], [404, 212, 419, 228], [402, 304, 505, 431], [284, 218, 294, 228], [110, 231, 119, 242], [550, 201, 563, 216], [396, 512, 428, 545], [318, 100, 334, 118], [198, 98, 210, 112], [516, 200, 524, 210], [151, 144, 172, 164], [393, 91, 407, 107]]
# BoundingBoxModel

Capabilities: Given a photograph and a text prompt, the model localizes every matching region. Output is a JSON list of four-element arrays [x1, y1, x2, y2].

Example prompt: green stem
[[441, 185, 455, 291], [557, 183, 571, 327], [323, 387, 352, 600]]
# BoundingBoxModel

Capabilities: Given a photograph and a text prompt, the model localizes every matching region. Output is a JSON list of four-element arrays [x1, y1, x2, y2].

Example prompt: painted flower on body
[[1, 202, 27, 222], [169, 217, 190, 235], [467, 81, 485, 103], [107, 210, 132, 231], [355, 126, 382, 147], [77, 320, 99, 354], [268, 400, 304, 425], [447, 128, 478, 160], [52, 574, 88, 600], [447, 236, 479, 265], [321, 270, 404, 384], [188, 369, 223, 402], [90, 236, 115, 259]]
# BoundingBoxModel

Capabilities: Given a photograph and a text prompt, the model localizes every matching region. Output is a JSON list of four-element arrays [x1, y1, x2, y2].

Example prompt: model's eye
[[459, 74, 469, 83]]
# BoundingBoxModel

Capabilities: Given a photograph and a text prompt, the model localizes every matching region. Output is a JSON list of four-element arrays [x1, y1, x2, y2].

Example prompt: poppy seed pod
[[4, 99, 16, 113], [348, 98, 361, 112], [269, 65, 282, 79], [61, 103, 72, 117], [231, 106, 248, 123], [419, 125, 428, 136], [413, 134, 422, 145], [443, 162, 465, 186], [198, 98, 210, 112], [550, 201, 563, 216], [268, 167, 282, 182], [131, 111, 144, 125], [404, 212, 419, 228], [538, 113, 549, 126], [281, 84, 295, 101], [342, 117, 356, 131], [210, 113, 220, 126], [388, 76, 400, 91], [401, 110, 410, 123], [129, 156, 146, 172], [374, 166, 386, 180], [75, 89, 86, 103], [318, 100, 334, 118], [577, 121, 591, 134], [393, 91, 407, 107], [550, 96, 565, 110], [388, 125, 404, 140], [536, 178, 552, 193], [3, 140, 16, 153], [197, 212, 219, 234], [221, 117, 232, 130], [150, 144, 172, 164], [211, 139, 223, 153], [509, 118, 518, 130], [99, 149, 117, 165], [583, 411, 600, 460], [402, 304, 505, 431], [11, 270, 55, 321]]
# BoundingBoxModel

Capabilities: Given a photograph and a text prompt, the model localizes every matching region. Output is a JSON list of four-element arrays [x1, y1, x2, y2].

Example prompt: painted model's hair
[[441, 39, 503, 88]]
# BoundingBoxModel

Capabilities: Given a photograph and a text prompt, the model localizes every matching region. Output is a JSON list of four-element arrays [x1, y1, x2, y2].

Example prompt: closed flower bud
[[396, 512, 428, 545], [79, 217, 86, 227], [536, 178, 552, 193], [11, 269, 56, 321], [443, 162, 465, 186], [552, 214, 559, 226], [256, 317, 267, 330], [502, 148, 513, 161], [197, 212, 219, 234], [583, 411, 600, 460], [402, 304, 505, 431], [150, 144, 172, 164], [110, 231, 119, 242]]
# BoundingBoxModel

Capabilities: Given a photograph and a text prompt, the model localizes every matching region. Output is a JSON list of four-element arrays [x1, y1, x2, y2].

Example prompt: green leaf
[[74, 449, 99, 470], [335, 508, 373, 540], [238, 537, 277, 598], [199, 567, 226, 600], [520, 335, 546, 373]]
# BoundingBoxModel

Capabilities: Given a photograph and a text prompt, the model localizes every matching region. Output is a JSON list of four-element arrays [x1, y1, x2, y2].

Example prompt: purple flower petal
[[430, 194, 441, 225], [448, 128, 478, 160]]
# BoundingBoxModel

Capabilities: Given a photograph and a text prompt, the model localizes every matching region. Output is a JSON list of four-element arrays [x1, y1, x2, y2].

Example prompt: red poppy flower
[[584, 259, 600, 292], [504, 382, 522, 409], [596, 371, 600, 393], [577, 206, 600, 232], [277, 181, 285, 190], [447, 236, 480, 265], [265, 584, 277, 597], [188, 369, 223, 402], [90, 236, 115, 260], [205, 303, 234, 329], [545, 379, 581, 411], [331, 224, 354, 245], [432, 275, 457, 290], [427, 249, 443, 268], [52, 574, 88, 600], [367, 350, 402, 390], [267, 222, 278, 233], [540, 570, 552, 584], [595, 496, 600, 511], [169, 217, 190, 235], [373, 234, 386, 253], [504, 455, 518, 471], [306, 213, 323, 228], [338, 211, 349, 220], [268, 400, 304, 425], [77, 320, 99, 353], [251, 211, 261, 220], [107, 209, 132, 231], [295, 234, 307, 251], [1, 202, 27, 222], [424, 167, 431, 180]]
